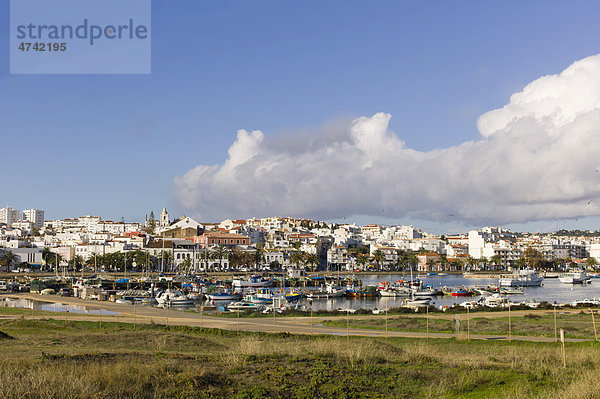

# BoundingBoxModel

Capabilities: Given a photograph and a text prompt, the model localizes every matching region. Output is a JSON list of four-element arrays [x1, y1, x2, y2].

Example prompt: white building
[[588, 244, 600, 262], [23, 209, 45, 229], [0, 207, 21, 225], [11, 221, 34, 233]]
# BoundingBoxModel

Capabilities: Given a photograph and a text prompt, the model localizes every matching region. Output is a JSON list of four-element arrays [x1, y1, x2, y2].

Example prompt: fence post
[[426, 306, 429, 340], [467, 306, 470, 342], [591, 309, 598, 341], [560, 328, 566, 368], [554, 306, 557, 343], [346, 308, 349, 342], [385, 307, 388, 340], [508, 303, 511, 343]]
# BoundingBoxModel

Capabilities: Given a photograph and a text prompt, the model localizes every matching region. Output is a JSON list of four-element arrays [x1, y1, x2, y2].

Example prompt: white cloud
[[174, 54, 600, 225]]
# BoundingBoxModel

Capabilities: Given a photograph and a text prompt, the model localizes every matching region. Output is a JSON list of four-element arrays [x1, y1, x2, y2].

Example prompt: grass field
[[322, 310, 600, 340], [0, 317, 600, 398]]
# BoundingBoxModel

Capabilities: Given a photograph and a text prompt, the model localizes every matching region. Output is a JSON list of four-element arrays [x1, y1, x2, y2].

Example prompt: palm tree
[[426, 258, 437, 272], [372, 249, 385, 271], [200, 250, 211, 272], [0, 251, 19, 272], [69, 255, 85, 271], [405, 253, 418, 272], [253, 248, 264, 271], [356, 254, 368, 271], [478, 257, 488, 270], [490, 254, 503, 270], [465, 256, 477, 272], [211, 245, 228, 272], [159, 250, 173, 272], [289, 251, 305, 269], [305, 253, 320, 272], [585, 257, 599, 271], [438, 254, 448, 271], [41, 247, 53, 268]]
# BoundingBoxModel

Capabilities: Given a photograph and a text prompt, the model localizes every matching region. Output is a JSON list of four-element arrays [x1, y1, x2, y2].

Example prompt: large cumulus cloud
[[174, 54, 600, 225]]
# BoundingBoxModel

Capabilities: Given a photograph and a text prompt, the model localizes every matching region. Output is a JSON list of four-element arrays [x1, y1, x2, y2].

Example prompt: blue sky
[[2, 1, 600, 233]]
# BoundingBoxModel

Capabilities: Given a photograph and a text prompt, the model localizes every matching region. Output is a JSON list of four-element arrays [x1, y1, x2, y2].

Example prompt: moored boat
[[226, 301, 264, 312], [207, 292, 241, 301], [499, 269, 543, 287], [499, 286, 525, 294], [559, 272, 591, 284], [306, 284, 346, 299], [232, 276, 272, 288], [451, 288, 473, 297]]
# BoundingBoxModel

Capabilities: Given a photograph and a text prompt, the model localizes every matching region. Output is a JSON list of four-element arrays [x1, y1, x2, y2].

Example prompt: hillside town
[[1, 205, 600, 274]]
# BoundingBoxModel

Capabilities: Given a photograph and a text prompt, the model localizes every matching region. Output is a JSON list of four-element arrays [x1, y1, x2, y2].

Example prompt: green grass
[[322, 312, 600, 340], [0, 318, 599, 398]]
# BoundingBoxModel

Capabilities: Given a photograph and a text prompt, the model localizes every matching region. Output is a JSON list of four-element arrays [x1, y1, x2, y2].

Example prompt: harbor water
[[1, 297, 120, 315]]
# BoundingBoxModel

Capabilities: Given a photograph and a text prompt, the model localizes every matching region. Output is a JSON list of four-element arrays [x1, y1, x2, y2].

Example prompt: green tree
[[405, 253, 418, 271], [159, 250, 173, 271], [523, 247, 543, 269], [42, 247, 53, 265], [147, 211, 157, 234], [289, 251, 305, 268], [253, 248, 264, 271], [465, 257, 477, 271], [585, 257, 599, 270], [0, 251, 19, 272], [426, 258, 437, 271], [372, 249, 385, 271], [211, 245, 228, 271], [69, 255, 85, 271], [478, 257, 488, 269], [490, 254, 503, 270], [438, 254, 448, 270], [305, 253, 319, 272], [356, 254, 369, 270]]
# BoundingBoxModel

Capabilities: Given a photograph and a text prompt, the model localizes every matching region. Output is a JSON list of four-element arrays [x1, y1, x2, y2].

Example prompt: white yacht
[[498, 269, 543, 287], [558, 272, 591, 284]]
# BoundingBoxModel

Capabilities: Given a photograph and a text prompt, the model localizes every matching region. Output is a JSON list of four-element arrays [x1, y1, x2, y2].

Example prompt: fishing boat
[[232, 276, 272, 288], [357, 285, 380, 297], [243, 293, 273, 304], [206, 292, 240, 301], [413, 287, 441, 297], [484, 293, 506, 307], [499, 286, 525, 294], [404, 297, 431, 306], [460, 300, 480, 309], [499, 269, 543, 287], [451, 288, 473, 297], [378, 282, 410, 297], [155, 289, 197, 306], [559, 272, 591, 284], [306, 284, 346, 299], [284, 290, 303, 302], [226, 301, 264, 312]]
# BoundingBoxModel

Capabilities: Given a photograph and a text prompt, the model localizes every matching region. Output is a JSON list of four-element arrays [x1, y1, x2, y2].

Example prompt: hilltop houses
[[1, 204, 600, 273]]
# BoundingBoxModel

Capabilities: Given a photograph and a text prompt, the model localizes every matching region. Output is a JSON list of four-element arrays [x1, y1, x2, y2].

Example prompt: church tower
[[160, 207, 170, 228]]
